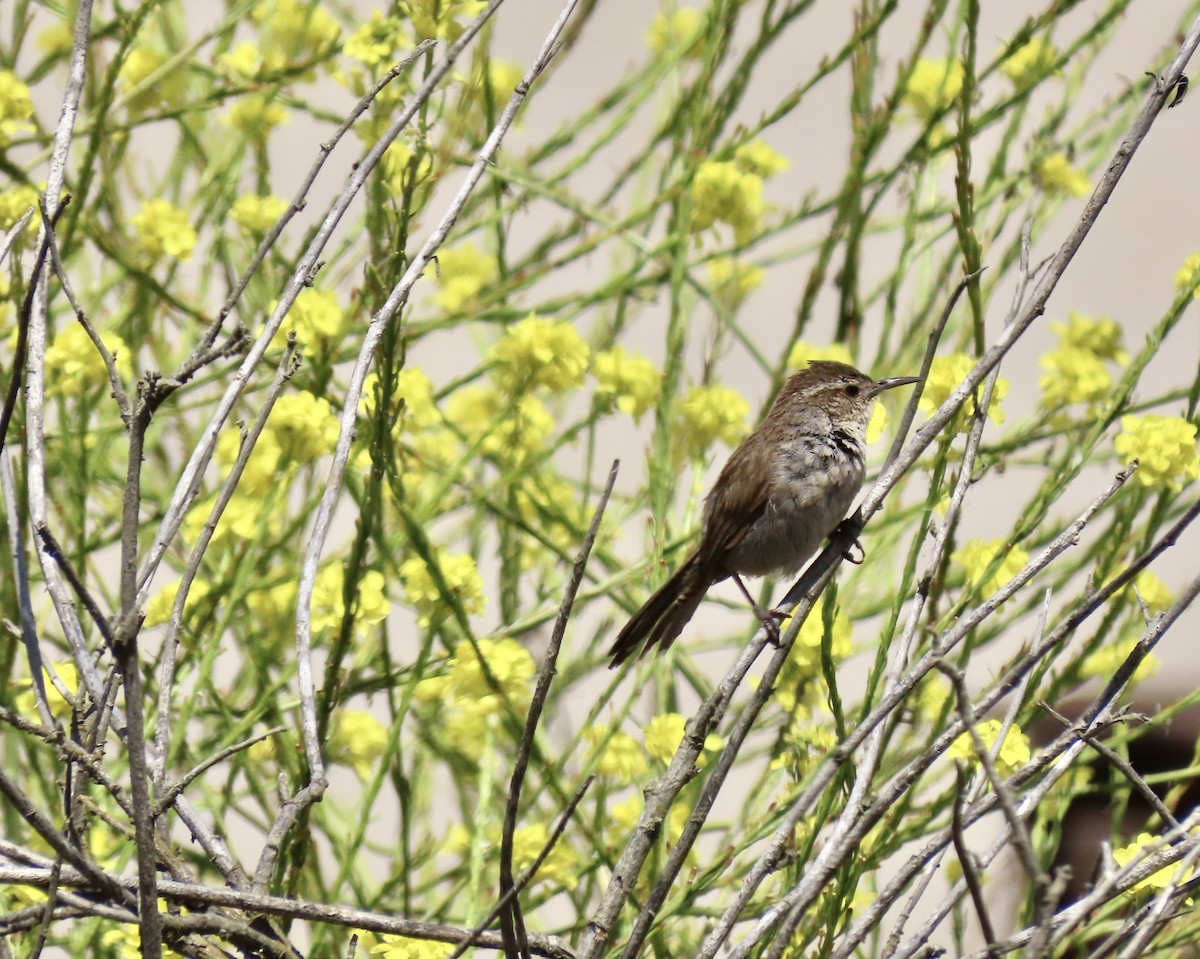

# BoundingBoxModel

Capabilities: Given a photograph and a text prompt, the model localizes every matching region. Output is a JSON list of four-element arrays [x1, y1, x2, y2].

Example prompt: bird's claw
[[844, 538, 865, 564], [759, 608, 790, 646]]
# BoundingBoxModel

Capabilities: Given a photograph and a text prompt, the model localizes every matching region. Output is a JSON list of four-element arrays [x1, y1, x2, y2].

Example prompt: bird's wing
[[697, 436, 771, 567]]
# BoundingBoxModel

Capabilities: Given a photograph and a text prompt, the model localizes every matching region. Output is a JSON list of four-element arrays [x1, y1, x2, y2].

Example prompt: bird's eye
[[844, 384, 861, 398]]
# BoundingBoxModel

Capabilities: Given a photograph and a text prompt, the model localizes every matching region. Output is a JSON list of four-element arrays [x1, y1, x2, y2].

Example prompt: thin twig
[[951, 764, 1000, 959]]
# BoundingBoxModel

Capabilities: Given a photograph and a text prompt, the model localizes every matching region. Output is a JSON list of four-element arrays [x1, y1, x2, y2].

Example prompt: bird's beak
[[869, 375, 922, 397]]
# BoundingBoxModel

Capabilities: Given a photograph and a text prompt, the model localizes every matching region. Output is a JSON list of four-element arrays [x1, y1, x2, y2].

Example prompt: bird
[[608, 360, 920, 667]]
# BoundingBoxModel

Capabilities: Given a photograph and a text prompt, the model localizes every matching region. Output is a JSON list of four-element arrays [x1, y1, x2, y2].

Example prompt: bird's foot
[[758, 607, 791, 646], [844, 538, 865, 565]]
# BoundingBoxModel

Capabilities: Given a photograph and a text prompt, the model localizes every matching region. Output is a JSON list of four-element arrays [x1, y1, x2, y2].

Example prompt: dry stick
[[0, 866, 577, 959], [888, 563, 1200, 959], [1039, 702, 1178, 830], [950, 764, 1000, 959], [591, 275, 970, 959], [154, 727, 287, 817], [136, 1, 506, 608], [0, 448, 57, 730], [150, 342, 300, 835], [36, 527, 115, 651], [500, 461, 618, 959], [255, 0, 580, 893]]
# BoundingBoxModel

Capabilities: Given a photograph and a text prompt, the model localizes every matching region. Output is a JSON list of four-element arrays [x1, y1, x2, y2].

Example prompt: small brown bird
[[608, 360, 920, 667]]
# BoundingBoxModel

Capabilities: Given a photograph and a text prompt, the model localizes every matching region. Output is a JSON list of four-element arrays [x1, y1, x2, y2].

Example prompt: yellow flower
[[45, 324, 134, 395], [1038, 346, 1113, 408], [12, 662, 78, 721], [143, 578, 212, 629], [230, 194, 287, 236], [1079, 638, 1160, 686], [1112, 832, 1196, 897], [312, 565, 391, 633], [432, 242, 496, 313], [646, 7, 705, 58], [371, 935, 454, 959], [446, 384, 553, 462], [776, 597, 852, 708], [902, 58, 963, 120], [690, 160, 764, 242], [491, 314, 590, 394], [1173, 252, 1200, 300], [267, 391, 339, 462], [406, 0, 487, 42], [774, 723, 838, 781], [707, 257, 765, 310], [866, 403, 889, 445], [252, 0, 340, 72], [131, 198, 197, 261], [276, 287, 345, 355], [37, 20, 74, 58], [1035, 154, 1090, 197], [918, 353, 1008, 432], [378, 367, 440, 429], [948, 719, 1030, 776], [1114, 414, 1199, 489], [0, 185, 39, 230], [216, 428, 287, 494], [507, 822, 578, 889], [327, 708, 389, 780], [1051, 312, 1127, 364], [951, 538, 1029, 596], [675, 383, 748, 459], [440, 638, 533, 700], [584, 724, 649, 784], [0, 70, 34, 144], [592, 346, 661, 420], [400, 552, 485, 625], [999, 37, 1058, 88], [642, 712, 722, 765], [734, 139, 790, 178], [225, 94, 290, 137], [215, 43, 267, 81], [786, 341, 854, 370], [344, 9, 410, 68], [1131, 570, 1172, 614], [117, 47, 187, 110]]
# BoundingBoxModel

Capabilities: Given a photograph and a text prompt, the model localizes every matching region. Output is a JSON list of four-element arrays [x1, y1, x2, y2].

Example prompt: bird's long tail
[[608, 553, 712, 667]]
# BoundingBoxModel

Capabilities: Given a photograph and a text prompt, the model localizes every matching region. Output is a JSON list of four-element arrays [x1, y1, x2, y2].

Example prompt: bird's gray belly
[[723, 446, 863, 578]]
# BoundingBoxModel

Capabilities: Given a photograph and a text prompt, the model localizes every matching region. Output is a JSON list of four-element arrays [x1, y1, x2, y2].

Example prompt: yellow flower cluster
[[1079, 637, 1160, 687], [269, 390, 340, 462], [773, 723, 838, 782], [327, 708, 389, 780], [646, 7, 705, 58], [641, 712, 723, 765], [12, 662, 78, 721], [690, 160, 764, 243], [311, 564, 391, 633], [343, 9, 410, 68], [592, 346, 661, 420], [902, 58, 964, 120], [230, 194, 287, 236], [948, 719, 1030, 776], [1000, 37, 1059, 89], [414, 638, 532, 759], [774, 597, 852, 714], [786, 340, 853, 370], [132, 198, 197, 262], [433, 242, 496, 313], [44, 324, 134, 395], [0, 184, 38, 230], [446, 384, 553, 463], [371, 935, 454, 959], [919, 353, 1008, 433], [0, 70, 35, 143], [251, 0, 340, 76], [118, 46, 187, 110], [491, 313, 590, 394], [1112, 832, 1196, 897], [224, 94, 290, 137], [400, 551, 485, 625], [707, 256, 766, 310], [1174, 252, 1200, 300], [1039, 312, 1126, 410], [143, 578, 212, 630], [951, 538, 1029, 596], [583, 724, 649, 784], [1035, 154, 1090, 197], [1115, 414, 1199, 489], [675, 383, 748, 459], [277, 287, 346, 356], [1129, 570, 1172, 613]]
